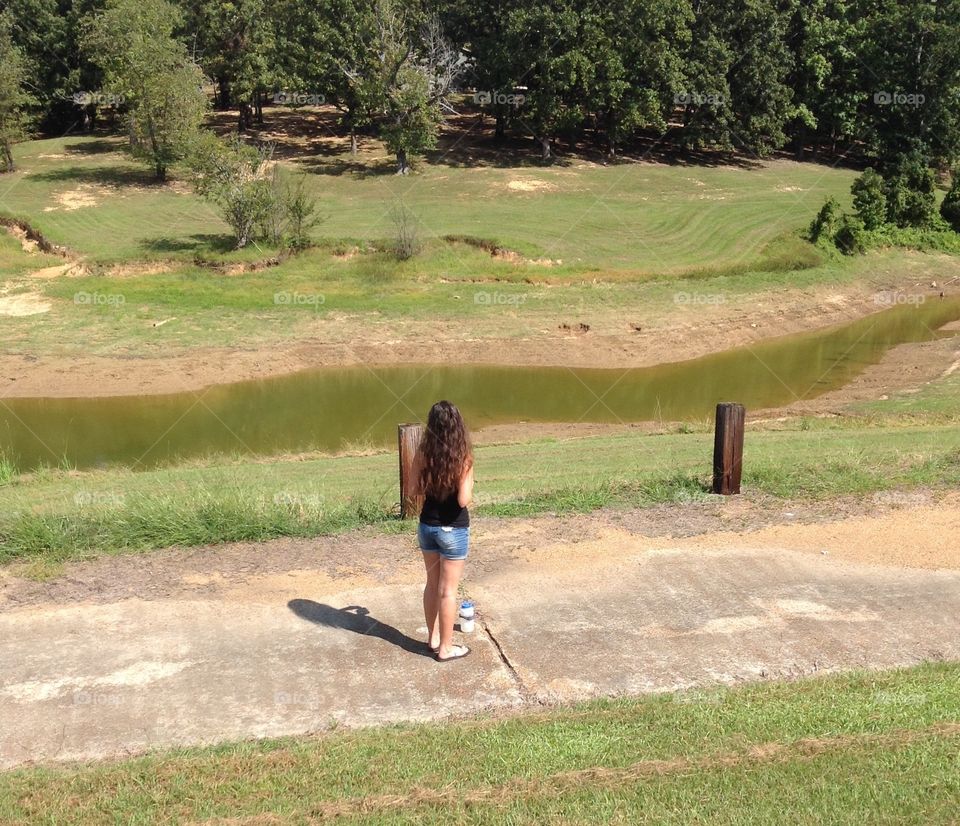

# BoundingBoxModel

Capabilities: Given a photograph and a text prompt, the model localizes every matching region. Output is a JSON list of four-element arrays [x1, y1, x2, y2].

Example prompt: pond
[[2, 296, 958, 471]]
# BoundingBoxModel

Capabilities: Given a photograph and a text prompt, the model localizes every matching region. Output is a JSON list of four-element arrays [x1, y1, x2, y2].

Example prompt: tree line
[[1, 0, 960, 176]]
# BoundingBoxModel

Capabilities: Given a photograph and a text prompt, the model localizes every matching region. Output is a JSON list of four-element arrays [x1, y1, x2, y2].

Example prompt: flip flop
[[435, 645, 471, 663]]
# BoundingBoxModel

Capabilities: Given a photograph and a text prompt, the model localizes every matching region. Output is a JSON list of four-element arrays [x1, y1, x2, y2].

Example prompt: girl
[[416, 400, 474, 662]]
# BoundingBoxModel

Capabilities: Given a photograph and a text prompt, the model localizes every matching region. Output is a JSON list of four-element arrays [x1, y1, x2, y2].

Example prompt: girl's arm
[[457, 460, 475, 508]]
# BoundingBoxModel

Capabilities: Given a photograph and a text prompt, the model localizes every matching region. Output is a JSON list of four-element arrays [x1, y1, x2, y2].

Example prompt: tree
[[940, 172, 960, 233], [0, 10, 30, 172], [809, 196, 842, 243], [184, 0, 277, 130], [188, 132, 277, 248], [347, 0, 461, 173], [883, 152, 937, 228], [83, 0, 208, 180], [589, 0, 692, 159], [850, 167, 886, 230]]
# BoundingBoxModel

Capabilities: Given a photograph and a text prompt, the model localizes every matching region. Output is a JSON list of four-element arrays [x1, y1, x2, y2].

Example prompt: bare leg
[[422, 551, 442, 649], [437, 558, 467, 659]]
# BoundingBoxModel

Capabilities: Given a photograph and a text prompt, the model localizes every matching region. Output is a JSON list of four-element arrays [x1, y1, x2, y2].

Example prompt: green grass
[[2, 663, 957, 823], [0, 135, 857, 270], [2, 420, 959, 565]]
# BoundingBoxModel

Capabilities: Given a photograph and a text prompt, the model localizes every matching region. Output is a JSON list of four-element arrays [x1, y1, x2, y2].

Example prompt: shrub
[[809, 197, 842, 243], [188, 133, 276, 248], [391, 202, 421, 260], [851, 168, 887, 230], [941, 172, 960, 233], [884, 152, 937, 228], [834, 213, 867, 255]]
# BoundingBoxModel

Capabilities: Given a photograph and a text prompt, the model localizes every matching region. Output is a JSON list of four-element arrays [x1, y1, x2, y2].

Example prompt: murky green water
[[2, 297, 959, 471]]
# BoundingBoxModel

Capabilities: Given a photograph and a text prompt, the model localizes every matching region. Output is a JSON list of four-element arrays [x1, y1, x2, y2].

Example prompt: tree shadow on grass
[[141, 234, 236, 255], [63, 139, 123, 156], [30, 164, 165, 188], [288, 599, 433, 658]]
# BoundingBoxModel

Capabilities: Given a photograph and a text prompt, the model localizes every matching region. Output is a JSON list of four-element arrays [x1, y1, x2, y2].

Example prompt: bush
[[834, 213, 867, 255], [884, 152, 937, 228], [391, 202, 421, 260], [941, 172, 960, 233], [188, 132, 322, 250], [188, 133, 276, 248], [851, 168, 887, 230], [809, 197, 842, 243]]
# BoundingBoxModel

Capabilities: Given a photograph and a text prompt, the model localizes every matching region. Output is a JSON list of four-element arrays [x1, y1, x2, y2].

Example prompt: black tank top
[[419, 491, 469, 528]]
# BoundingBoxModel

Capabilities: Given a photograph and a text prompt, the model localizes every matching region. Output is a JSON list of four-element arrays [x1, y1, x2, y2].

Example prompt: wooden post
[[712, 403, 745, 495], [398, 423, 424, 518]]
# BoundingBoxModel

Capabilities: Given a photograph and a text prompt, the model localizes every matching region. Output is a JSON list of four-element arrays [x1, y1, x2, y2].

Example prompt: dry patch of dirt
[[506, 179, 557, 193], [44, 184, 110, 211], [0, 290, 51, 316]]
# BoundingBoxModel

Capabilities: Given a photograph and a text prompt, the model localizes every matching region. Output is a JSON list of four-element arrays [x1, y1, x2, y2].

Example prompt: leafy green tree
[[0, 10, 31, 171], [883, 152, 938, 228], [83, 0, 208, 180], [940, 172, 960, 233], [680, 0, 795, 157], [271, 0, 377, 154], [188, 132, 277, 247], [589, 0, 692, 159], [854, 0, 960, 168], [850, 168, 887, 230], [347, 0, 460, 173], [184, 0, 277, 130], [834, 212, 867, 254], [809, 196, 842, 243]]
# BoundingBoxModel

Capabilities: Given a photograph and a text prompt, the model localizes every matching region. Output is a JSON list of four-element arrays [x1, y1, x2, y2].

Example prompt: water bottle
[[459, 600, 475, 633]]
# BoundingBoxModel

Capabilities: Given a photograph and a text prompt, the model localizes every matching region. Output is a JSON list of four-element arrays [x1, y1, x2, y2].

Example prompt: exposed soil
[[1, 271, 958, 401], [2, 488, 956, 611]]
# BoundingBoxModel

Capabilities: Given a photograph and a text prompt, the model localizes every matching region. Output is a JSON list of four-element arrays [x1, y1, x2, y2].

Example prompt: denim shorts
[[418, 523, 470, 561]]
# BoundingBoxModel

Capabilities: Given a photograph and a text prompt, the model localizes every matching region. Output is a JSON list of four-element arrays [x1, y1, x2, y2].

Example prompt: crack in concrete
[[480, 616, 528, 699]]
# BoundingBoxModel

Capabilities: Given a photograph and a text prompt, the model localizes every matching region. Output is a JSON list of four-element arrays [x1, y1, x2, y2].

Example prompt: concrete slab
[[0, 584, 521, 769], [470, 546, 960, 702], [2, 530, 959, 769]]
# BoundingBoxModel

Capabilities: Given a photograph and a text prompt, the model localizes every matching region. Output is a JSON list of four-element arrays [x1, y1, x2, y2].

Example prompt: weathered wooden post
[[712, 403, 745, 495], [398, 423, 424, 518]]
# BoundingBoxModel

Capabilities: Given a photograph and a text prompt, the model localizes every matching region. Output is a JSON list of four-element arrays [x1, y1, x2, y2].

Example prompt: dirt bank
[[1, 270, 958, 399]]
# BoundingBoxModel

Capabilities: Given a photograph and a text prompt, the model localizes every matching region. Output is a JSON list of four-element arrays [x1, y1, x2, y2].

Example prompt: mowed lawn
[[2, 663, 958, 824], [0, 131, 856, 271]]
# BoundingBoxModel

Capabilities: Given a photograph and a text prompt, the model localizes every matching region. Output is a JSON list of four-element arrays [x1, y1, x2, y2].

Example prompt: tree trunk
[[396, 148, 410, 174], [155, 161, 166, 181], [538, 135, 551, 161], [239, 101, 252, 131], [495, 112, 505, 140], [1, 140, 14, 173], [218, 77, 231, 109]]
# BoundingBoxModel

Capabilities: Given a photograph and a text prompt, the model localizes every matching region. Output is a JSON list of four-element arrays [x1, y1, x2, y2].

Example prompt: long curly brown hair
[[418, 400, 472, 499]]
